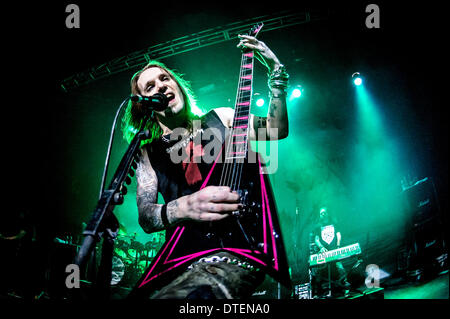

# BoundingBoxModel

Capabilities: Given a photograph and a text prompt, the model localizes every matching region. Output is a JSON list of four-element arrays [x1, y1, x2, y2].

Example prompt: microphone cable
[[98, 96, 131, 199]]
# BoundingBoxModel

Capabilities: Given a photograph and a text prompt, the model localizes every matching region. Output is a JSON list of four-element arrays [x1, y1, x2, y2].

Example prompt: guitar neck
[[226, 51, 255, 160]]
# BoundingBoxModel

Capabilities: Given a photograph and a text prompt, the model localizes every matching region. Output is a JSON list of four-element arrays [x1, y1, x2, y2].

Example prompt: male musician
[[311, 207, 351, 297], [122, 34, 289, 298]]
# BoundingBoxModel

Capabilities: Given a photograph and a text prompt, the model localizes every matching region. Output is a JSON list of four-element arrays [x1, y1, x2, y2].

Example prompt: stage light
[[292, 88, 302, 98], [256, 98, 265, 107], [289, 85, 303, 101], [253, 93, 265, 107], [352, 72, 363, 86]]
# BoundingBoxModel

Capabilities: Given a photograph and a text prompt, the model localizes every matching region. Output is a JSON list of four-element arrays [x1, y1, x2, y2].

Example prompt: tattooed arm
[[214, 88, 288, 141], [136, 148, 241, 233], [250, 87, 288, 141], [136, 147, 180, 233]]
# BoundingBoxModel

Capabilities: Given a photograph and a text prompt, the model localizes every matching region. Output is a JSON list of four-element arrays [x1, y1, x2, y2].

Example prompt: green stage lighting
[[289, 85, 303, 102], [256, 98, 265, 107], [292, 88, 302, 98], [352, 72, 363, 86]]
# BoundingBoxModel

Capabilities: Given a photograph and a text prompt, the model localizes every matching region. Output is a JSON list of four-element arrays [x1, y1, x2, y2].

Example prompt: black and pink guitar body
[[131, 23, 291, 297]]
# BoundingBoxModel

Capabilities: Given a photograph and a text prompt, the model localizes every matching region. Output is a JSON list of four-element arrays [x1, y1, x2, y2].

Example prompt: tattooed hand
[[176, 186, 241, 222], [136, 148, 241, 233]]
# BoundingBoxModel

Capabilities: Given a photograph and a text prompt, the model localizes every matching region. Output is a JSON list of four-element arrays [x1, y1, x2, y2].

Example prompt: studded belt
[[187, 255, 259, 272]]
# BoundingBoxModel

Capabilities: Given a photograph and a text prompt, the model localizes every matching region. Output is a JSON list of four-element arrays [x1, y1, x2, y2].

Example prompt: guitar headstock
[[247, 22, 264, 38]]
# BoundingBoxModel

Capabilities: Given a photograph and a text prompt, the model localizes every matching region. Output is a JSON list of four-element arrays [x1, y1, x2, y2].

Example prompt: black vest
[[133, 111, 292, 293], [146, 110, 224, 198], [145, 110, 239, 251]]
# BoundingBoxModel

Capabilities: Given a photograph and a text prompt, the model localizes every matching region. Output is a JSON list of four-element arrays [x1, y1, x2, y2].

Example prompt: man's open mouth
[[166, 93, 175, 102]]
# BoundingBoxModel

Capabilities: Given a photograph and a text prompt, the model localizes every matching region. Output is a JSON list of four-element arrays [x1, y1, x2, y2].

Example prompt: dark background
[[4, 0, 447, 293]]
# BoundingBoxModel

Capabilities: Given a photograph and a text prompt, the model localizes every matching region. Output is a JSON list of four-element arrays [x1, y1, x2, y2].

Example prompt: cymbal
[[117, 234, 135, 239]]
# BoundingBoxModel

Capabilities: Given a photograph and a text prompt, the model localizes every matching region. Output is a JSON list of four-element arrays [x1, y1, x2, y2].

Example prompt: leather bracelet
[[268, 64, 289, 91], [161, 204, 169, 227]]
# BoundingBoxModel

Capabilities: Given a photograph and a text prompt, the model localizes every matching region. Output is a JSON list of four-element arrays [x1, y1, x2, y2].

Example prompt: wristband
[[268, 64, 289, 91], [161, 204, 169, 227]]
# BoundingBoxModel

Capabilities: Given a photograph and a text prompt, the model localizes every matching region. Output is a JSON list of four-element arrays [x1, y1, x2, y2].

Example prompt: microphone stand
[[73, 114, 151, 300]]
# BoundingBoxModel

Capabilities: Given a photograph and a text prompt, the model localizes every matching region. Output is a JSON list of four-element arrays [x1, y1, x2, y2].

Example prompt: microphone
[[130, 93, 169, 111]]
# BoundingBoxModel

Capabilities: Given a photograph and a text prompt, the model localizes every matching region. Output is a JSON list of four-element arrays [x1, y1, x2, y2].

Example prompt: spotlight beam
[[352, 72, 363, 86]]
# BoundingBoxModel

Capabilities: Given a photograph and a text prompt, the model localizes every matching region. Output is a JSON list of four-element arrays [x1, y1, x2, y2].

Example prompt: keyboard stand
[[326, 264, 332, 298]]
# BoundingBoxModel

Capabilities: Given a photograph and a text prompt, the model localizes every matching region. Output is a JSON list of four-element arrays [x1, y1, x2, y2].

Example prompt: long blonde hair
[[122, 60, 201, 145]]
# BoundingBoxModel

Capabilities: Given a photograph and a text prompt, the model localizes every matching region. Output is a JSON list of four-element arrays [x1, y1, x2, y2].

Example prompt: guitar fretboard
[[225, 51, 254, 160]]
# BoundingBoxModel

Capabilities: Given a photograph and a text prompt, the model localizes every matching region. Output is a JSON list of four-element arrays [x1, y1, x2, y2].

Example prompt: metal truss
[[60, 9, 330, 92]]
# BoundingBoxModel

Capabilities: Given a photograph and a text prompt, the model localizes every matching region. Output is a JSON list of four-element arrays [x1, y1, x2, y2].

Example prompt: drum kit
[[111, 228, 164, 287]]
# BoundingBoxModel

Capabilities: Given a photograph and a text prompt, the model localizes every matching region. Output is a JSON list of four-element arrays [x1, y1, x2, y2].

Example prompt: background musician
[[311, 207, 350, 297]]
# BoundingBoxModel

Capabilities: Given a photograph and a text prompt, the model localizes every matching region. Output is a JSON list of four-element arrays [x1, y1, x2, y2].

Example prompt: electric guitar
[[131, 23, 291, 297]]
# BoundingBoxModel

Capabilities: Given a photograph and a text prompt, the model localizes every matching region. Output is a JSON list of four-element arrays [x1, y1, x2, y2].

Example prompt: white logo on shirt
[[321, 225, 335, 245]]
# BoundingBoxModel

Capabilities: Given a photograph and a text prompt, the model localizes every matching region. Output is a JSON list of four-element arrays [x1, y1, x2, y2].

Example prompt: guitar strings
[[222, 53, 252, 193], [220, 55, 242, 187], [233, 54, 253, 192], [234, 55, 253, 193], [219, 51, 245, 188], [225, 54, 247, 190], [235, 54, 253, 192]]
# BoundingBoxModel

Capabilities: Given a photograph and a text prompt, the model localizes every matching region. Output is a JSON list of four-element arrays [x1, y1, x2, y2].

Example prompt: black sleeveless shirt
[[146, 110, 225, 199], [138, 111, 290, 289], [145, 110, 234, 249]]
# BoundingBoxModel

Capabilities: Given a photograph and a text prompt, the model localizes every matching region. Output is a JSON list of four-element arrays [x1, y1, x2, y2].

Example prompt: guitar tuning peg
[[121, 185, 128, 195], [125, 176, 131, 185], [129, 168, 135, 177]]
